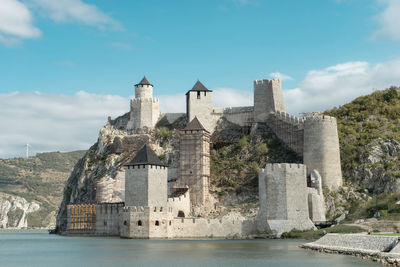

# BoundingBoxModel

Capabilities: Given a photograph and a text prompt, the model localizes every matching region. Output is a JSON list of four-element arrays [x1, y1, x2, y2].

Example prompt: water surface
[[0, 230, 380, 267]]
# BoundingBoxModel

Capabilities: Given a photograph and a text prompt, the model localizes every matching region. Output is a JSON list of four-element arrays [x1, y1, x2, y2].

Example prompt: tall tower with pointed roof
[[127, 76, 160, 132], [186, 80, 213, 132], [125, 144, 168, 207], [179, 117, 211, 208]]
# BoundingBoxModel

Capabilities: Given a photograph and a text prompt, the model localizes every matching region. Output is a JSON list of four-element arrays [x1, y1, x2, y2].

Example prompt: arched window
[[137, 220, 142, 226], [155, 220, 160, 226], [123, 220, 127, 226], [178, 210, 185, 218]]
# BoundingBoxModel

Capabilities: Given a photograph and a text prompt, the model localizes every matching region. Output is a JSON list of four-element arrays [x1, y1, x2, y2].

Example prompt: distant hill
[[0, 150, 86, 228]]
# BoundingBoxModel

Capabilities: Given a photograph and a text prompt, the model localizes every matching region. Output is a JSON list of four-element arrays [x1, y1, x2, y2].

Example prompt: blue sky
[[1, 0, 400, 158], [1, 0, 399, 95]]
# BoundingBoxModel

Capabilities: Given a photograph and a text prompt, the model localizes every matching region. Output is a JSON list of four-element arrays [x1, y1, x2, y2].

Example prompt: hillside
[[325, 87, 400, 193], [0, 150, 86, 228]]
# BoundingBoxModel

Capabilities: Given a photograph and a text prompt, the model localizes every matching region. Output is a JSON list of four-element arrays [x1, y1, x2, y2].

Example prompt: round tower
[[303, 115, 343, 191], [135, 76, 153, 98]]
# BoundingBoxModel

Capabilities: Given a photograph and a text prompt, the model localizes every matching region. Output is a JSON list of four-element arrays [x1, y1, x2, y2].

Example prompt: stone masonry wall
[[254, 79, 285, 122], [303, 115, 343, 190], [187, 91, 213, 132], [257, 163, 315, 236], [125, 165, 167, 207], [266, 111, 304, 157]]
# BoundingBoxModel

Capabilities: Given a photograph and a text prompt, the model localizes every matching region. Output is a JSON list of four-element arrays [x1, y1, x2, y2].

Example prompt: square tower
[[125, 144, 168, 207], [179, 117, 211, 208], [254, 79, 285, 122], [186, 80, 213, 132], [257, 163, 315, 236]]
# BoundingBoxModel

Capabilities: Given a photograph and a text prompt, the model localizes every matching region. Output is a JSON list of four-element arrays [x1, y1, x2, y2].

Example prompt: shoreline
[[301, 234, 400, 266]]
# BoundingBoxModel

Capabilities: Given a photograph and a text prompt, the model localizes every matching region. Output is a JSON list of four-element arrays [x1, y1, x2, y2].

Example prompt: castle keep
[[64, 75, 342, 238]]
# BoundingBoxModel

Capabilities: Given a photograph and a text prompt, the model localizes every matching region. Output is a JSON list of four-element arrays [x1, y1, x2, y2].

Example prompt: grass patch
[[282, 225, 365, 240]]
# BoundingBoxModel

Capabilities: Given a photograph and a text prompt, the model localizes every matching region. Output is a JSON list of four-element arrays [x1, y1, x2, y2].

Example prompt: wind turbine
[[26, 143, 31, 158]]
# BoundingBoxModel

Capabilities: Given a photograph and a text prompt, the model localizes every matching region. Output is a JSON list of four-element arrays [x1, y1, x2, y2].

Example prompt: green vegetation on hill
[[325, 87, 400, 186], [0, 151, 86, 227], [210, 126, 301, 199]]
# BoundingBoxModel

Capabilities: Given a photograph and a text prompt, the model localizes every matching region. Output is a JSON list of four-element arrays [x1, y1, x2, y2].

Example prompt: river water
[[0, 230, 380, 267]]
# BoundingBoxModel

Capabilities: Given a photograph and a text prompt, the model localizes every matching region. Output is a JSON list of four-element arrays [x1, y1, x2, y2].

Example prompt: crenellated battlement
[[304, 114, 337, 124], [222, 106, 254, 114], [123, 206, 173, 213], [263, 163, 306, 172], [254, 78, 281, 86], [131, 98, 159, 104], [167, 191, 189, 203]]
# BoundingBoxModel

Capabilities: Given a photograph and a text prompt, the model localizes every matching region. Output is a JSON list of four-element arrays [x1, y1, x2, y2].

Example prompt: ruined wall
[[179, 129, 210, 208], [307, 170, 326, 223], [266, 111, 304, 157], [303, 115, 343, 190], [125, 165, 167, 207], [186, 91, 213, 132], [257, 163, 315, 236], [254, 79, 285, 122]]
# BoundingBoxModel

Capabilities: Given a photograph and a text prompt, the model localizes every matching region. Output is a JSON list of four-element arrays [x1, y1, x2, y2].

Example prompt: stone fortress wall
[[266, 111, 305, 157], [257, 163, 317, 236], [120, 205, 254, 239], [125, 164, 168, 208], [303, 115, 343, 190], [166, 190, 191, 218]]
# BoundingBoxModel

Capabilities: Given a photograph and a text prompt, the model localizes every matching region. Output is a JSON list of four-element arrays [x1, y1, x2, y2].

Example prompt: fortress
[[63, 76, 343, 238]]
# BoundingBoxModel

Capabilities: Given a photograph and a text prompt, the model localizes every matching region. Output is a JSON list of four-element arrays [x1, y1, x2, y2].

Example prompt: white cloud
[[0, 91, 128, 158], [31, 0, 122, 30], [269, 72, 293, 81], [2, 58, 400, 158], [284, 58, 400, 116], [374, 0, 400, 41], [0, 0, 41, 45]]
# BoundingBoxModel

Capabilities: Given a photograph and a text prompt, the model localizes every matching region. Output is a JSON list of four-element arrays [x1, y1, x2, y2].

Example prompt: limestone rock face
[[352, 138, 400, 193], [0, 193, 40, 229], [56, 113, 172, 231]]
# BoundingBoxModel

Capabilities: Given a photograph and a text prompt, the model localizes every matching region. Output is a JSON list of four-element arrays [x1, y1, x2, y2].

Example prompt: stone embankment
[[301, 233, 400, 265]]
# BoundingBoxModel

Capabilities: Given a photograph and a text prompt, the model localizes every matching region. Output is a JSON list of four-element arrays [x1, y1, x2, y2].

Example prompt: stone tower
[[124, 144, 167, 207], [186, 80, 213, 132], [179, 117, 211, 208], [254, 79, 285, 122], [303, 115, 343, 190], [257, 163, 315, 236], [127, 76, 160, 133]]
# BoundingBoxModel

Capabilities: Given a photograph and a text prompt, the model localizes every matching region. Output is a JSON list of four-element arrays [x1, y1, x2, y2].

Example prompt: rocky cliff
[[0, 193, 40, 228], [0, 150, 85, 228]]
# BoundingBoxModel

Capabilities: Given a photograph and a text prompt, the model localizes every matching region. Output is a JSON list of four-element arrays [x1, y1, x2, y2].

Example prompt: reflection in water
[[0, 230, 380, 267]]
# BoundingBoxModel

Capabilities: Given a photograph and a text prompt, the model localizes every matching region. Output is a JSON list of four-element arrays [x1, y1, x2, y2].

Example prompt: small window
[[123, 220, 127, 226], [178, 211, 185, 218], [104, 221, 107, 226], [138, 220, 142, 226], [197, 91, 200, 99], [169, 221, 172, 226], [204, 91, 206, 96], [155, 220, 160, 226]]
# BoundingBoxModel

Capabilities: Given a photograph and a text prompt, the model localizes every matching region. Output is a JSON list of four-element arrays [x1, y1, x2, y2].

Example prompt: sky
[[0, 0, 400, 158]]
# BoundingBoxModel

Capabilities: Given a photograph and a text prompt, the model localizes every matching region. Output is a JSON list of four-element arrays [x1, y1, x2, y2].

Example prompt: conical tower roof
[[185, 80, 212, 95], [184, 117, 209, 132], [126, 144, 166, 166], [135, 76, 153, 87]]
